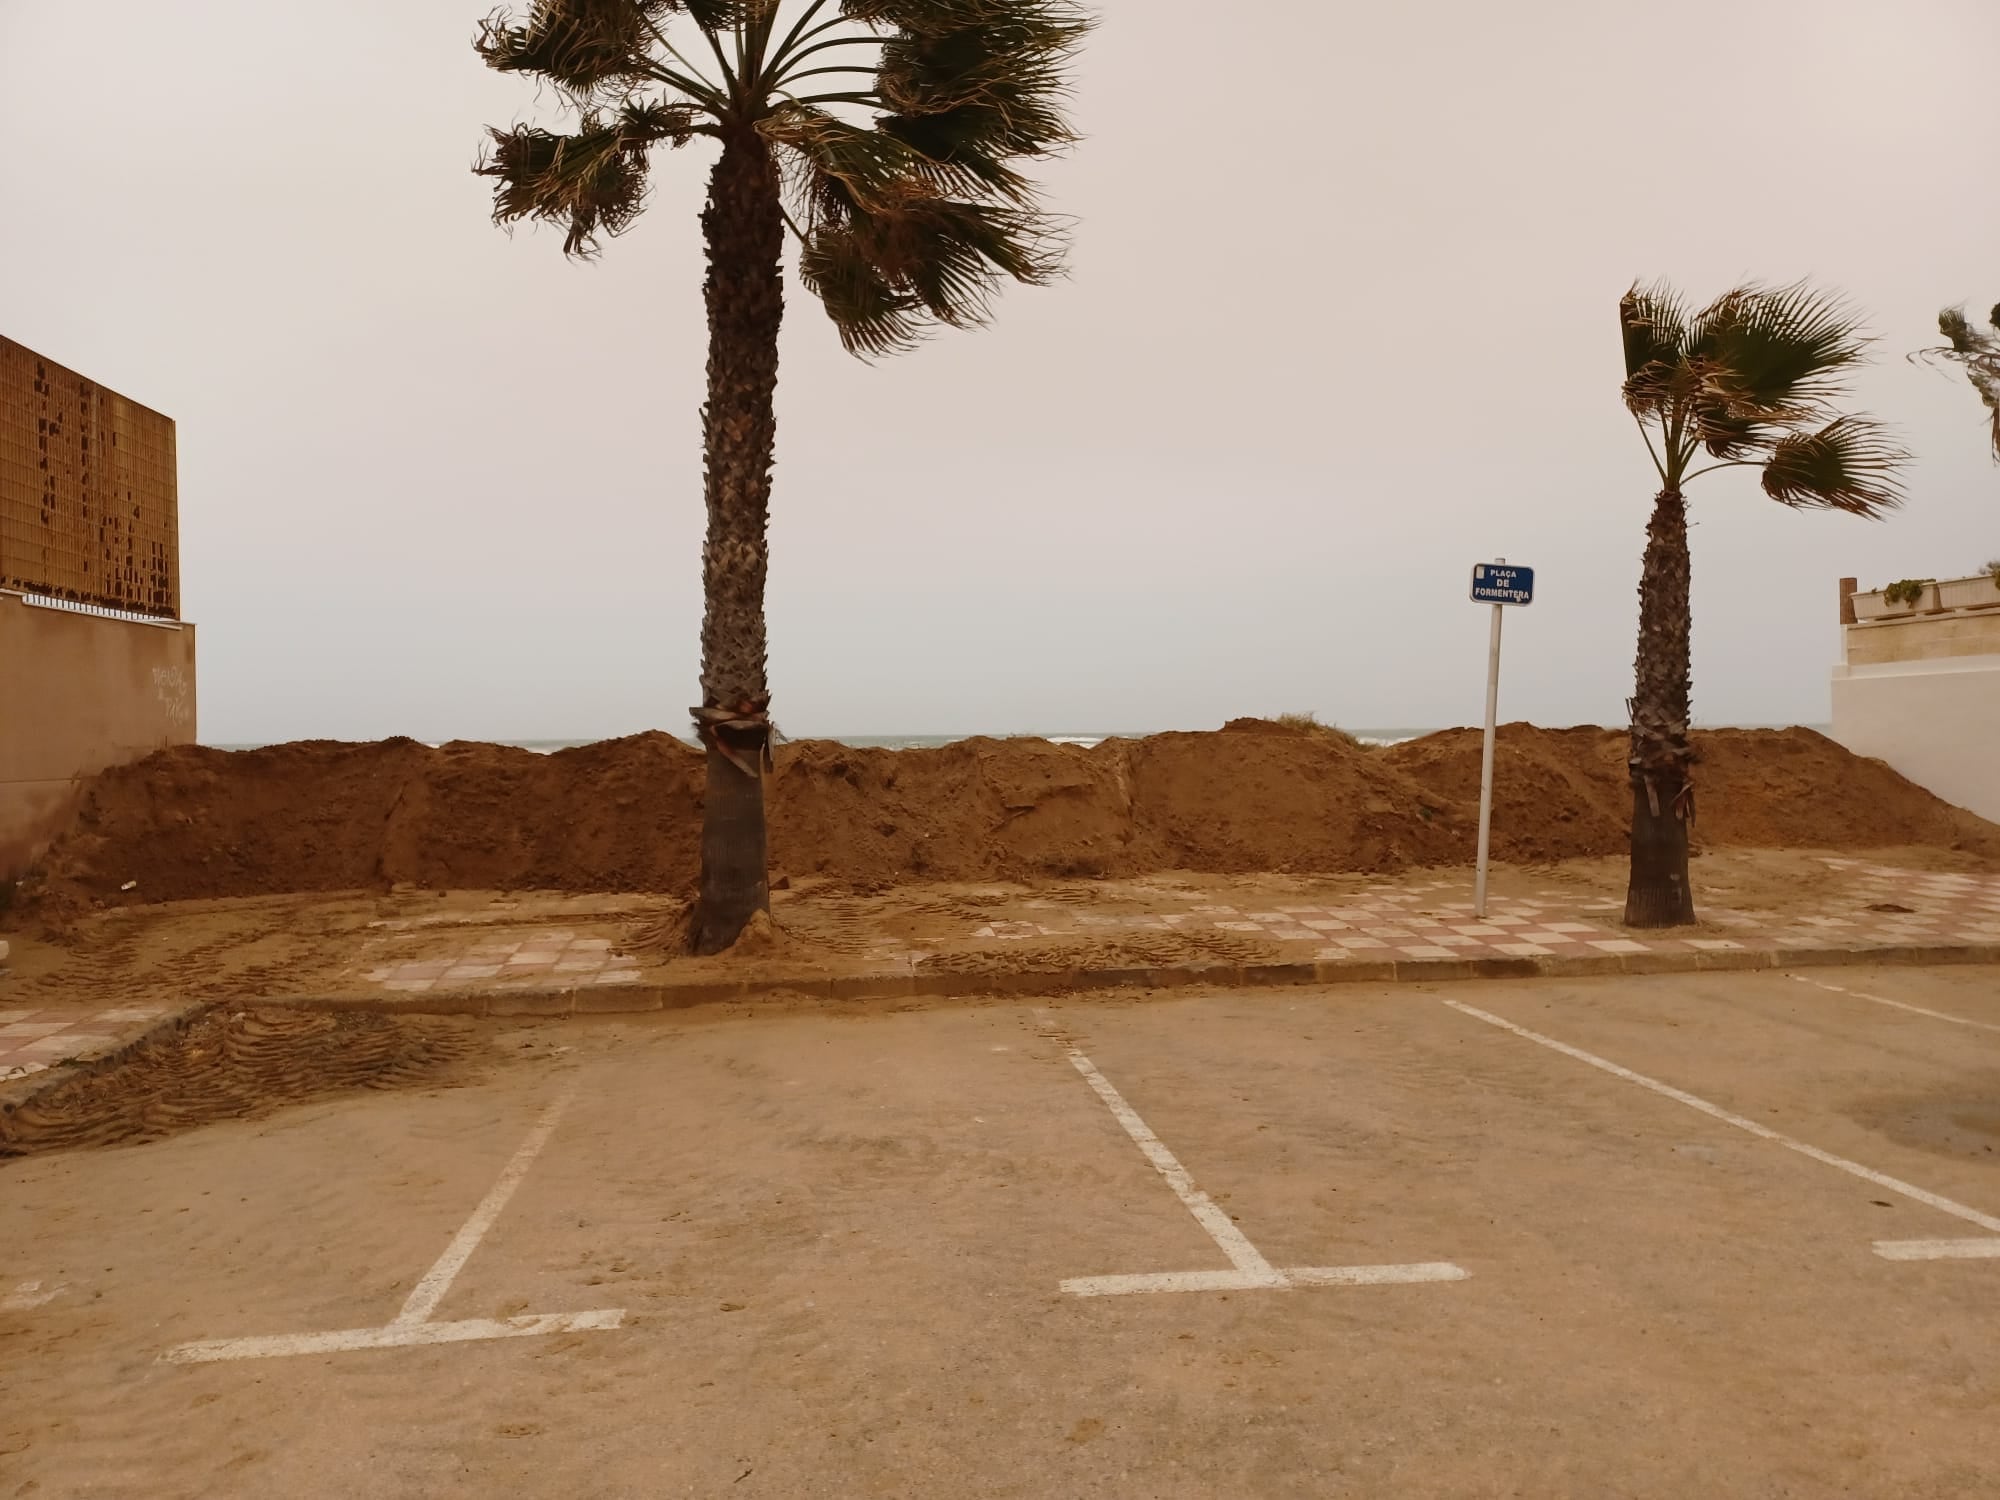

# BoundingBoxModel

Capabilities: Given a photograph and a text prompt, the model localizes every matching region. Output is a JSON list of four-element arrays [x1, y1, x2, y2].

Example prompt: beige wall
[[1845, 610, 2000, 666], [0, 590, 196, 876], [1830, 653, 2000, 824]]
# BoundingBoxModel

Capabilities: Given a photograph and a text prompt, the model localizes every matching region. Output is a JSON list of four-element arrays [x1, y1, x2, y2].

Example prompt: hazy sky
[[3, 0, 1996, 744]]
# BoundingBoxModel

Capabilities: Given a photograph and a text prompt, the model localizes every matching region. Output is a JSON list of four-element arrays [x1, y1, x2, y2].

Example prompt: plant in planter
[[1881, 578, 1934, 609]]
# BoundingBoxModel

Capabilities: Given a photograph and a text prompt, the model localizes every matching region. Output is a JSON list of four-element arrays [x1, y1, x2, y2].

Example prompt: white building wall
[[1830, 654, 2000, 823]]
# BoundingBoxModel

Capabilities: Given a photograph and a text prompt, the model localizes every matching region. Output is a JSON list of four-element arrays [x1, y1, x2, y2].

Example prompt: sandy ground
[[2, 966, 1997, 1496], [4, 847, 1995, 1014]]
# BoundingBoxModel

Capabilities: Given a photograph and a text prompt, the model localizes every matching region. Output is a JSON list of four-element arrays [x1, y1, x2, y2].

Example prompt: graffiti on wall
[[153, 665, 191, 728]]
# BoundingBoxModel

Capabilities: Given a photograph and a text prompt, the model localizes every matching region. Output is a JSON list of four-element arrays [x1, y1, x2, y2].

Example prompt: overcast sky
[[3, 0, 1996, 744]]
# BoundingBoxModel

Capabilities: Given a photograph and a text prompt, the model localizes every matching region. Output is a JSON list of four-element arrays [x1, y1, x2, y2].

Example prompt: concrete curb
[[247, 941, 2000, 1020], [0, 999, 209, 1116]]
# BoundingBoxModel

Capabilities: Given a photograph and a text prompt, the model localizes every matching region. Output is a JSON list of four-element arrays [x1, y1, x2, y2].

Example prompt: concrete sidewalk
[[6, 855, 1998, 1051], [0, 1005, 180, 1084], [306, 855, 2000, 1016]]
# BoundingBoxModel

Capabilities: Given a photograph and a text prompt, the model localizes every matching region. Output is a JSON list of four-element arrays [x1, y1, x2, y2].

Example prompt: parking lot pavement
[[1, 968, 1996, 1498]]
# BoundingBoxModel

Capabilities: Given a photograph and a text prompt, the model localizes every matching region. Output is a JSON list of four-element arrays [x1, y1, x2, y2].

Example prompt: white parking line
[[1053, 1036, 1467, 1298], [162, 1086, 624, 1363], [1872, 1238, 2000, 1261], [395, 1091, 572, 1325], [1789, 974, 2000, 1035], [1065, 1049, 1275, 1280], [1442, 998, 2000, 1257]]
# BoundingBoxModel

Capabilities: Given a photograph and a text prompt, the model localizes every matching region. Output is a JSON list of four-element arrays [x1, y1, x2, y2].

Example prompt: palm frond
[[799, 191, 1061, 354], [1759, 415, 1907, 516], [797, 228, 925, 355], [761, 101, 1024, 210], [684, 0, 751, 27], [475, 0, 668, 92], [765, 96, 1064, 355], [1619, 281, 1690, 417], [1693, 406, 1766, 462], [839, 0, 1077, 33], [477, 99, 698, 255], [872, 12, 1088, 158], [1918, 303, 2000, 463], [1689, 281, 1869, 422]]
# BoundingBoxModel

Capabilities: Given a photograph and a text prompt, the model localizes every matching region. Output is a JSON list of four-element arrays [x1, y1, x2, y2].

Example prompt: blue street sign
[[1471, 563, 1535, 606]]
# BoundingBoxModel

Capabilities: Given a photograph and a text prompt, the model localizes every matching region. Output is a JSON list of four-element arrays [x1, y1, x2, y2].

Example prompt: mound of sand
[[1376, 724, 1995, 858], [20, 722, 1999, 910]]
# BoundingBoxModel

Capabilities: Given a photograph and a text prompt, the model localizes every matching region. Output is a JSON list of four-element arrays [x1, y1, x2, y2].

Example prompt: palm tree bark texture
[[690, 127, 784, 954], [1625, 489, 1694, 927]]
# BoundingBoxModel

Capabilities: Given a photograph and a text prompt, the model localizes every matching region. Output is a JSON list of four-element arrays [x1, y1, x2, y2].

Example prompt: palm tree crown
[[475, 0, 1092, 354], [1619, 281, 1907, 513]]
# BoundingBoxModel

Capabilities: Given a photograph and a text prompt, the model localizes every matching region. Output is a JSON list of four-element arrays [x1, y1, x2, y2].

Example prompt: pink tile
[[20, 1032, 116, 1056]]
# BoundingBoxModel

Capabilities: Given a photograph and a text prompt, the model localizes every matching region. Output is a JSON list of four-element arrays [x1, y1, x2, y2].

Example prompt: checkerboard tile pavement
[[363, 930, 644, 994], [968, 862, 2000, 963], [0, 1005, 173, 1082]]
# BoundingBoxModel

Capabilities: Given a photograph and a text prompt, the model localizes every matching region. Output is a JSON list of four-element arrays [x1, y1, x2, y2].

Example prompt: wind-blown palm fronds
[[1620, 280, 1907, 512], [1914, 302, 2000, 463], [476, 0, 1090, 352], [1616, 281, 1905, 929]]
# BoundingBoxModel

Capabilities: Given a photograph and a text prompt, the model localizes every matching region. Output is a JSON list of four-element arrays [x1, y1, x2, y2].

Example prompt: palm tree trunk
[[688, 125, 785, 955], [1625, 487, 1697, 928]]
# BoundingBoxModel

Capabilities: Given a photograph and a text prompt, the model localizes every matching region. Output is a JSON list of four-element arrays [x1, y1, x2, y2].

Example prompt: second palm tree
[[1617, 281, 1906, 927]]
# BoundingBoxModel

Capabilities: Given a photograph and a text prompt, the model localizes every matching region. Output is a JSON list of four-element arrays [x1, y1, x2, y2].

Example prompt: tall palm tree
[[474, 0, 1092, 953], [1917, 302, 2000, 462], [1618, 281, 1906, 927]]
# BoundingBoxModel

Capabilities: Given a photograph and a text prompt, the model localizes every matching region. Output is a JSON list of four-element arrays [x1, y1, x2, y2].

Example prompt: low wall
[[1830, 655, 2000, 824], [0, 590, 197, 877], [1845, 610, 2000, 666]]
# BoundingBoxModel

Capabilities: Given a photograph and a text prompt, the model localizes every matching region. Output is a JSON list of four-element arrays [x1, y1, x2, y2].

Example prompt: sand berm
[[22, 720, 2000, 909]]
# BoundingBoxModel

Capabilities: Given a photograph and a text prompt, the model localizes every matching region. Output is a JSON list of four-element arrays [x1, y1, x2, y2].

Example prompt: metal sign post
[[1469, 560, 1535, 917]]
